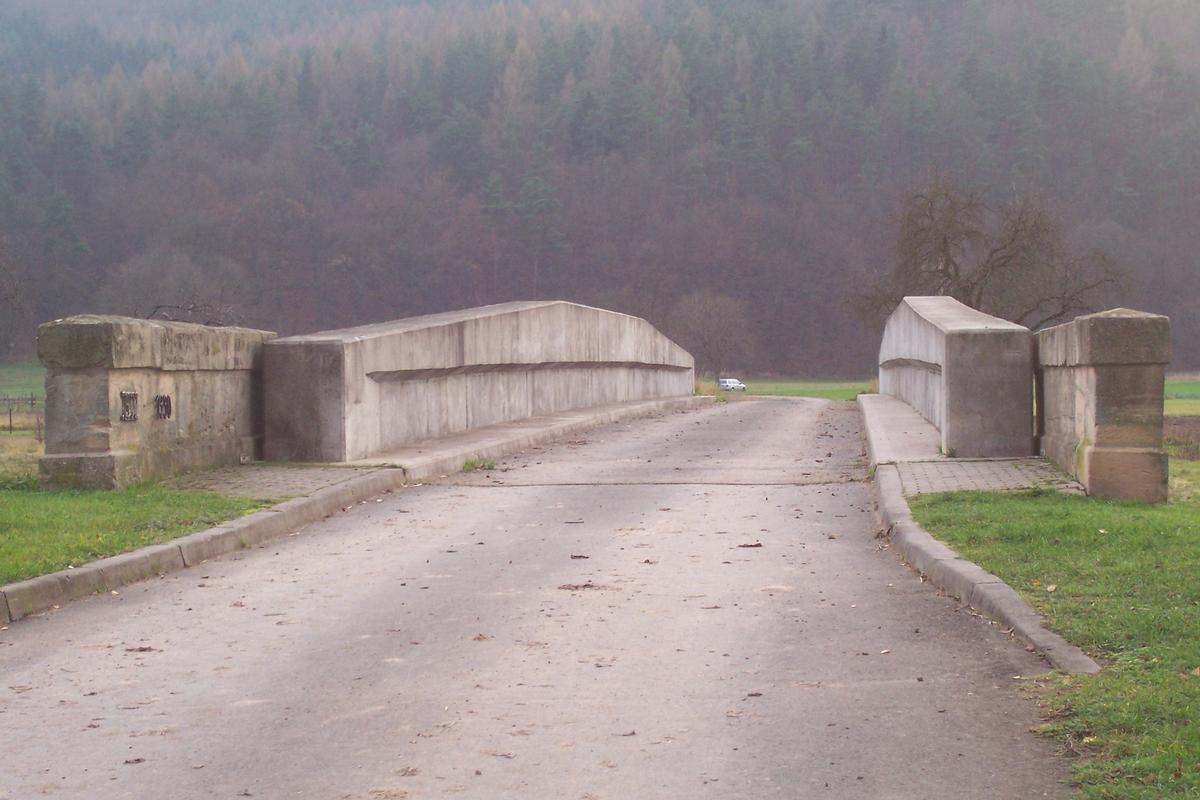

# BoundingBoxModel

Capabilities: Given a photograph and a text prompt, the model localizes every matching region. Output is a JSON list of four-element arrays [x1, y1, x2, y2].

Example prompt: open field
[[910, 442, 1200, 798], [1165, 379, 1200, 416], [1, 362, 45, 434], [737, 378, 873, 400], [727, 375, 1197, 408], [0, 362, 44, 399]]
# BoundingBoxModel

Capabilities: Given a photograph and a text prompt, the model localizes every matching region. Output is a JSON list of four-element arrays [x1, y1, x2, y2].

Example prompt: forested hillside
[[1, 0, 1197, 373]]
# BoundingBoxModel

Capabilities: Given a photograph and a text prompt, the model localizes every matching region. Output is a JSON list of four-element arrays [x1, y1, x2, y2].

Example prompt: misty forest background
[[0, 0, 1197, 375]]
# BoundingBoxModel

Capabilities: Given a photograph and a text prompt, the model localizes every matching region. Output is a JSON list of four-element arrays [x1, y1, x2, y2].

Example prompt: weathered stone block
[[38, 316, 276, 489], [1036, 308, 1170, 503], [1084, 446, 1169, 503]]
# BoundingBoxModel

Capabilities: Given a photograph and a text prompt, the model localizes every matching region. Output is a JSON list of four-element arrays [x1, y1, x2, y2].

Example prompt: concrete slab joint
[[1036, 308, 1170, 502]]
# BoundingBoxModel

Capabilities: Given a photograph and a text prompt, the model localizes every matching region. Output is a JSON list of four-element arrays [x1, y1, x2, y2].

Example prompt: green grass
[[1166, 379, 1200, 399], [462, 458, 496, 472], [1168, 459, 1200, 504], [1, 436, 269, 585], [742, 378, 873, 401], [910, 473, 1200, 798], [0, 484, 268, 584], [0, 362, 45, 399], [1166, 379, 1200, 416], [714, 375, 1199, 408]]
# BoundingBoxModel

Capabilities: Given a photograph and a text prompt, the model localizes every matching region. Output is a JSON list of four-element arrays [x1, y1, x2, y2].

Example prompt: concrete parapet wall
[[878, 297, 1034, 458], [38, 315, 276, 488], [264, 301, 695, 462], [1037, 309, 1170, 502]]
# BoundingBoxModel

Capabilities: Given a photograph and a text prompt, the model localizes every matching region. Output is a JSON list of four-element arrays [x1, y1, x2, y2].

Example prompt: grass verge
[[909, 462, 1200, 798], [0, 486, 270, 585], [0, 438, 269, 585]]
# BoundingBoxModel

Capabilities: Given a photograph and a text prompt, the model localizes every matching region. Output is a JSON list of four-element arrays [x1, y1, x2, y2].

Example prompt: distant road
[[0, 399, 1068, 799]]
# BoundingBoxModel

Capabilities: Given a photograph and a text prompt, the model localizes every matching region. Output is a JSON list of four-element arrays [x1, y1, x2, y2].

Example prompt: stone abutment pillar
[[1036, 309, 1170, 502]]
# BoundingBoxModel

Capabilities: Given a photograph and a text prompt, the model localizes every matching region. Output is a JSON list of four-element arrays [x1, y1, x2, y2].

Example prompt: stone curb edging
[[0, 395, 712, 626], [872, 463, 1100, 675]]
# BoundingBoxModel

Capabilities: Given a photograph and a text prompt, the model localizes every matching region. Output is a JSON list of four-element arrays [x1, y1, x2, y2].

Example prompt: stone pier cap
[[39, 314, 272, 371], [264, 300, 695, 462]]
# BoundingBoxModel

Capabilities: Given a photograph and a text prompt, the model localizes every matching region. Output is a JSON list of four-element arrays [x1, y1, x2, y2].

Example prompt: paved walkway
[[897, 458, 1081, 496], [169, 464, 385, 498], [858, 394, 1082, 496]]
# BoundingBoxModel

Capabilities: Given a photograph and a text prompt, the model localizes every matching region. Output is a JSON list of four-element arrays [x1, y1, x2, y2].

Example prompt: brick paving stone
[[897, 458, 1082, 497], [168, 465, 386, 499]]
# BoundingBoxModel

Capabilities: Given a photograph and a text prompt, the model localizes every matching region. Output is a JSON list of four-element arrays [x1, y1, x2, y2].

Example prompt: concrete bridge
[[7, 298, 1168, 798]]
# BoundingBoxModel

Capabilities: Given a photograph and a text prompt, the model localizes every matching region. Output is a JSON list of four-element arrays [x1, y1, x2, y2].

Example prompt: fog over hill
[[1, 0, 1197, 373]]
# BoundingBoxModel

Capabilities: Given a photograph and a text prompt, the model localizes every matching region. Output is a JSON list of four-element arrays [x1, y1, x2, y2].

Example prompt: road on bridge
[[1, 399, 1070, 799]]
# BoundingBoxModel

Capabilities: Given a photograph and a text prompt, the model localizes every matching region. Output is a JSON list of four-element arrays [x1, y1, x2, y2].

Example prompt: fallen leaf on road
[[559, 582, 611, 591], [700, 605, 721, 610], [123, 758, 144, 765], [9, 685, 32, 693], [737, 543, 763, 549], [124, 646, 158, 653], [485, 750, 516, 759], [570, 554, 590, 559], [746, 692, 763, 698], [880, 649, 891, 655], [564, 520, 585, 524], [472, 634, 493, 641], [616, 730, 637, 737]]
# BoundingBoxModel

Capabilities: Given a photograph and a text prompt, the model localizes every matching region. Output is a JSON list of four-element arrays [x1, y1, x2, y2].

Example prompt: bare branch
[[858, 179, 1126, 328]]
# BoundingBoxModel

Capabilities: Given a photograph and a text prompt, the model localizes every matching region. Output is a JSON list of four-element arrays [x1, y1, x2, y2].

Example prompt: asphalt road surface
[[0, 398, 1071, 799]]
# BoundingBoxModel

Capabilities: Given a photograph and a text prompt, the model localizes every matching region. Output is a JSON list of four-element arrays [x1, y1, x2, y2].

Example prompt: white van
[[718, 378, 747, 392]]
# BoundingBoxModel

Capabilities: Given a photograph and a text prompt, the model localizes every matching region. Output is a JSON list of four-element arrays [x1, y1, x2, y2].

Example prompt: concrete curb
[[0, 395, 712, 625], [872, 463, 1100, 675]]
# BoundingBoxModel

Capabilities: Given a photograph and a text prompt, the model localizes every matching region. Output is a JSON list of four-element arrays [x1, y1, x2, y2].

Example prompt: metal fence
[[2, 393, 43, 437]]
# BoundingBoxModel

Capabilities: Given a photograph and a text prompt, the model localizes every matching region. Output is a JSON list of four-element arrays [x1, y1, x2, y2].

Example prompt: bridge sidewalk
[[858, 393, 1079, 496]]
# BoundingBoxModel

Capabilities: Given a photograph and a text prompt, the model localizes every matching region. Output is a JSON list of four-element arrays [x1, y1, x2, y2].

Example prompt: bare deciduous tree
[[665, 290, 755, 378], [861, 179, 1124, 329], [95, 245, 246, 327]]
